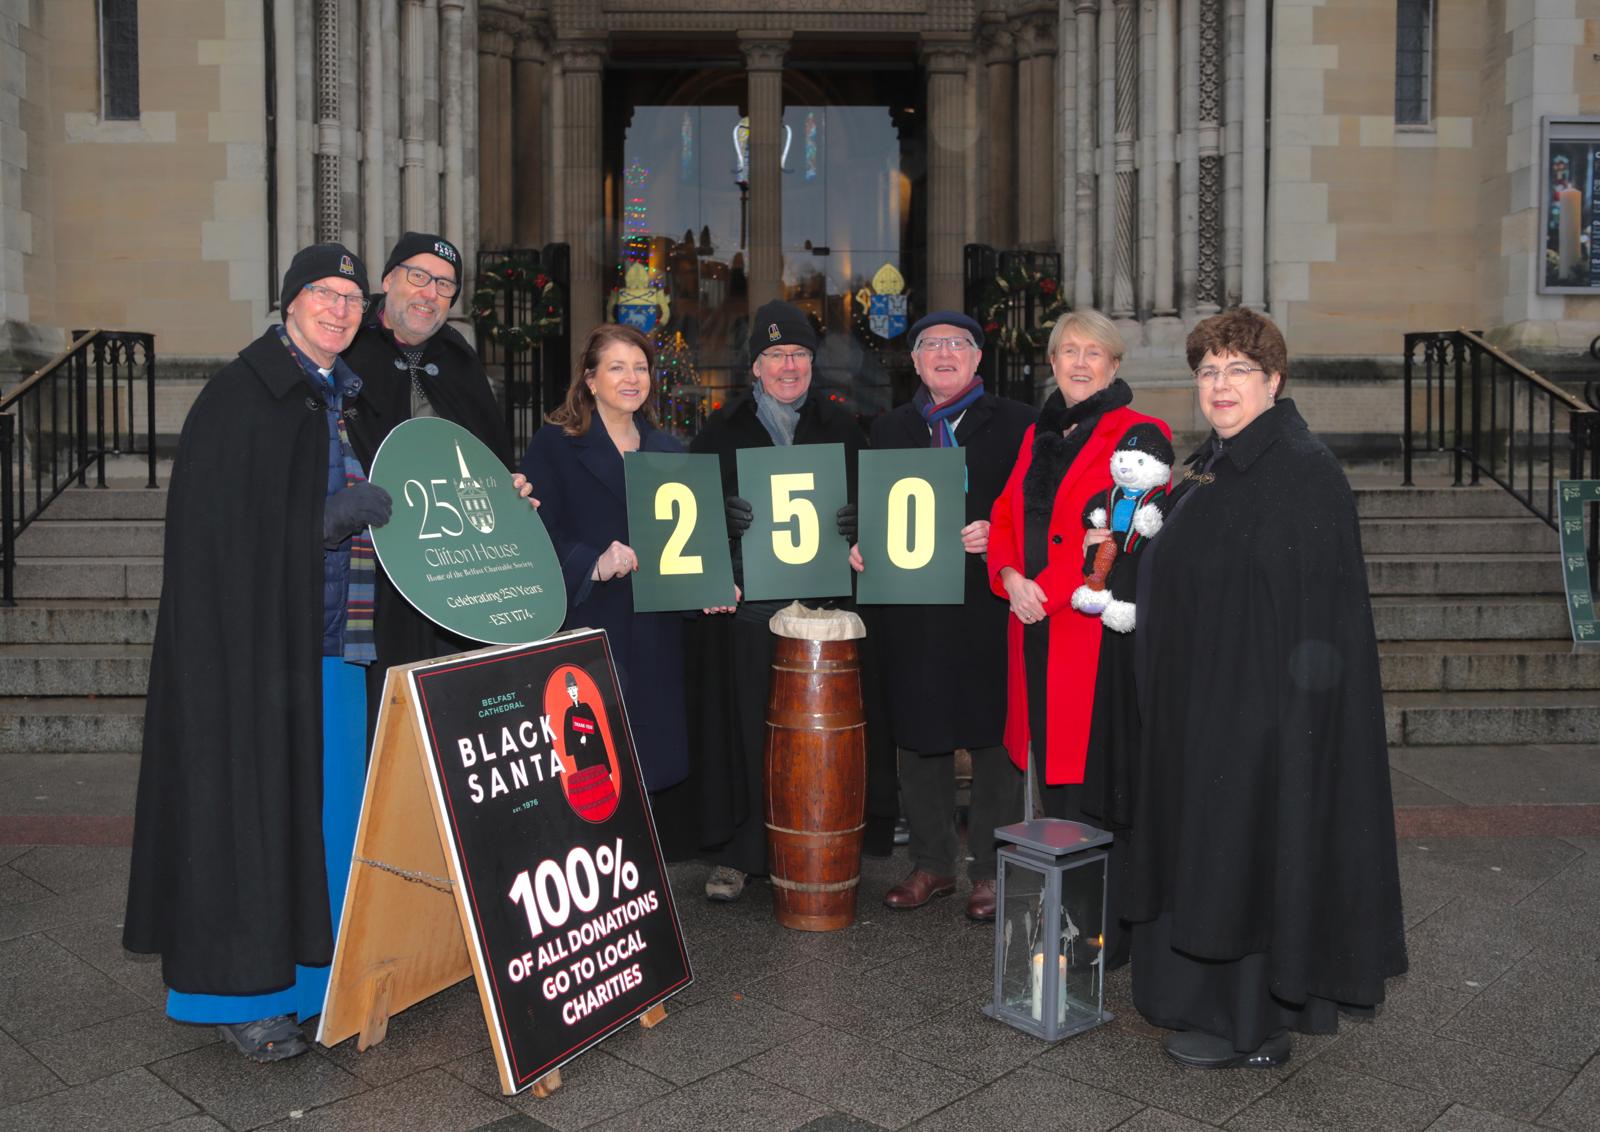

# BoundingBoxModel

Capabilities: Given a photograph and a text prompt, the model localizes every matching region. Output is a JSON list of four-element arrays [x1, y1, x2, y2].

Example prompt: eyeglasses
[[761, 349, 812, 368], [302, 284, 370, 313], [1193, 363, 1266, 386], [914, 336, 976, 353], [399, 263, 458, 297]]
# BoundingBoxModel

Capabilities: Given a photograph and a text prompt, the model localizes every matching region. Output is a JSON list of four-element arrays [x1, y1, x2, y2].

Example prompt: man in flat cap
[[125, 244, 395, 1061], [850, 310, 1034, 920]]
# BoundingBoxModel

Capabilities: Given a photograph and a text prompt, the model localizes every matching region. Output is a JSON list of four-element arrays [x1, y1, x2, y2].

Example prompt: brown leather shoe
[[966, 878, 997, 921], [884, 868, 957, 909]]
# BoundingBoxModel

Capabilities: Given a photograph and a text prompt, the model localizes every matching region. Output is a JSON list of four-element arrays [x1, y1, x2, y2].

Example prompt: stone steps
[[16, 519, 165, 558], [1385, 690, 1600, 747], [1370, 595, 1571, 641], [0, 643, 152, 696], [1365, 554, 1563, 596], [1359, 516, 1556, 555], [1351, 484, 1535, 519], [0, 600, 158, 645], [45, 485, 168, 521], [10, 557, 162, 599], [0, 696, 145, 754], [1377, 639, 1600, 691]]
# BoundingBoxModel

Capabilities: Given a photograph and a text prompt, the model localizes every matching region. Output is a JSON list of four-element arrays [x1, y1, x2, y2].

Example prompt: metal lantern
[[983, 818, 1113, 1041]]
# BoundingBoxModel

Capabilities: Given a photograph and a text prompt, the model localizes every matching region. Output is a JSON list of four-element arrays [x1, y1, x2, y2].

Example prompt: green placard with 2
[[624, 452, 737, 612], [855, 447, 967, 605], [736, 444, 852, 601], [367, 417, 567, 644]]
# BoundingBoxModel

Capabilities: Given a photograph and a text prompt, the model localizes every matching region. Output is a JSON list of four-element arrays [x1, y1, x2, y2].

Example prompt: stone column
[[441, 0, 468, 256], [314, 0, 342, 242], [1095, 1, 1115, 305], [1196, 0, 1225, 314], [1109, 0, 1136, 320], [1223, 0, 1244, 306], [477, 15, 515, 249], [1012, 9, 1056, 249], [1152, 0, 1178, 321], [1241, 0, 1266, 309], [922, 35, 973, 312], [1137, 0, 1156, 314], [514, 28, 549, 248], [361, 0, 387, 272], [1072, 0, 1097, 310], [740, 32, 790, 314], [557, 38, 606, 332], [1177, 0, 1198, 316], [980, 19, 1016, 248], [400, 0, 428, 230]]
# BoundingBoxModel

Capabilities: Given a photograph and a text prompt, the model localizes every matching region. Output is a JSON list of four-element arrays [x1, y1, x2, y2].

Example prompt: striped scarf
[[913, 376, 985, 448], [275, 325, 377, 665]]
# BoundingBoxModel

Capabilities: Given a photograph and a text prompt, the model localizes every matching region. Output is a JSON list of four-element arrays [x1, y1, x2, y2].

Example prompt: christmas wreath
[[471, 262, 565, 352], [974, 263, 1069, 352]]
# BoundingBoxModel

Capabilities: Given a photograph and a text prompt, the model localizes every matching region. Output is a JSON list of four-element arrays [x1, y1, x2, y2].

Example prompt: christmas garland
[[471, 262, 565, 352], [975, 263, 1069, 352]]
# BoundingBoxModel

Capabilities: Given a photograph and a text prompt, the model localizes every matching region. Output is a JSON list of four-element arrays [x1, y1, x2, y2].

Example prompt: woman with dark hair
[[1126, 308, 1406, 1070], [986, 308, 1171, 968], [519, 324, 691, 791]]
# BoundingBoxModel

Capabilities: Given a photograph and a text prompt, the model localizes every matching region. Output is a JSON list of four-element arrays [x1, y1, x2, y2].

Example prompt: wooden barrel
[[765, 611, 867, 932]]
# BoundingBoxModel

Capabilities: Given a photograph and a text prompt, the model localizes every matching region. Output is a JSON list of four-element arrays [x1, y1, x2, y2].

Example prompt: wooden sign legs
[[528, 1002, 671, 1096]]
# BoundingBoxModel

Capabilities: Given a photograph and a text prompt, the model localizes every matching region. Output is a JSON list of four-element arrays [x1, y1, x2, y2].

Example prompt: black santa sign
[[317, 629, 691, 1094]]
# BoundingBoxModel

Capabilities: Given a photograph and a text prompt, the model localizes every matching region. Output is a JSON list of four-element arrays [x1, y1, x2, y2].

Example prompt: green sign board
[[736, 444, 852, 601], [1558, 479, 1600, 644], [855, 448, 967, 605], [367, 418, 567, 644], [624, 452, 737, 612]]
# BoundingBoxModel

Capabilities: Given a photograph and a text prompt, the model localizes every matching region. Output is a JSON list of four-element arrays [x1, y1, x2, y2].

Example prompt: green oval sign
[[368, 418, 567, 644]]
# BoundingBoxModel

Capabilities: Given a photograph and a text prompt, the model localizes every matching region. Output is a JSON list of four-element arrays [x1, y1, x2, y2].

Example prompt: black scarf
[[1021, 379, 1133, 576]]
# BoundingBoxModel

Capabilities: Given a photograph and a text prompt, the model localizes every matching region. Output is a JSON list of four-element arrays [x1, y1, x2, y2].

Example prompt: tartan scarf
[[913, 376, 984, 448], [275, 325, 376, 665]]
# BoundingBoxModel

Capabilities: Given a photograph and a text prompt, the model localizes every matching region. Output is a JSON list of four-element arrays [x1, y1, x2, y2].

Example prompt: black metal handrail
[[1403, 328, 1599, 590], [0, 328, 157, 606]]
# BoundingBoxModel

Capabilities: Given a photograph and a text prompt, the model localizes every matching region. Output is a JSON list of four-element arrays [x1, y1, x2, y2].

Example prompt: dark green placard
[[368, 417, 567, 644], [855, 448, 968, 605], [736, 443, 852, 601], [624, 452, 737, 612], [1558, 479, 1600, 644]]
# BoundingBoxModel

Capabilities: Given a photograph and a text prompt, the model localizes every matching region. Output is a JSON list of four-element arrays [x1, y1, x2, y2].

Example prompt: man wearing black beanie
[[125, 242, 396, 1062]]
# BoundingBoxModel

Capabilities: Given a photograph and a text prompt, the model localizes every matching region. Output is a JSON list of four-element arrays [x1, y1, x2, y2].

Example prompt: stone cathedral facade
[[3, 0, 1599, 391]]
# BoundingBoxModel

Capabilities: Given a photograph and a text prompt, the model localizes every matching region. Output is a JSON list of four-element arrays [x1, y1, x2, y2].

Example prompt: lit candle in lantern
[[1558, 187, 1583, 281], [1030, 952, 1067, 1022]]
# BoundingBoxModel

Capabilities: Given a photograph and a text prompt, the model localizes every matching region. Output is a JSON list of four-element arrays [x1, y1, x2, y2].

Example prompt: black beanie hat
[[281, 243, 367, 310], [383, 232, 463, 307], [1115, 422, 1175, 468], [909, 309, 984, 350], [750, 300, 818, 357]]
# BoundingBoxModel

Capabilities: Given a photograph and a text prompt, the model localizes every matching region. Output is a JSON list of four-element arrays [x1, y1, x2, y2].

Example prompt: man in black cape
[[124, 244, 395, 1061]]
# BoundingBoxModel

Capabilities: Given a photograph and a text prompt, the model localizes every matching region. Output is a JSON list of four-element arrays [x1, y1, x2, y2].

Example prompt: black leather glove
[[724, 495, 753, 540], [323, 482, 392, 547], [836, 502, 858, 543]]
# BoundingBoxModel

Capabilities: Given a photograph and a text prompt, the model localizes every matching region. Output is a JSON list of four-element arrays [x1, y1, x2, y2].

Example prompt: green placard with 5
[[367, 417, 567, 644], [855, 447, 967, 605], [624, 452, 738, 612], [736, 444, 852, 601]]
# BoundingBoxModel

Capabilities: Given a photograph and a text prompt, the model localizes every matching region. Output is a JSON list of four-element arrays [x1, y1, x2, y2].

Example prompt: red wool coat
[[987, 405, 1172, 784]]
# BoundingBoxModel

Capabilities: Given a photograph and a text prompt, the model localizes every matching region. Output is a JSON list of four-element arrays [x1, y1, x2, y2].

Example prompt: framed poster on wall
[[1538, 116, 1600, 294]]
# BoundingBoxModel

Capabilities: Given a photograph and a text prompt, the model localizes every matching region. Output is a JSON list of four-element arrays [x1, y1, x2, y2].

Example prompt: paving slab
[[1390, 746, 1600, 806], [1220, 1060, 1446, 1131], [1318, 1024, 1571, 1120], [742, 958, 954, 1041], [147, 1041, 364, 1132], [1110, 1109, 1222, 1132], [0, 877, 128, 942], [740, 1026, 979, 1129], [599, 991, 816, 1085], [1376, 974, 1477, 1035], [25, 1007, 219, 1087], [250, 1067, 514, 1132], [909, 1064, 1142, 1131], [1390, 767, 1461, 807], [584, 1066, 831, 1132], [1401, 897, 1538, 990], [880, 994, 1054, 1084], [0, 862, 53, 906], [0, 932, 149, 1043], [0, 752, 142, 816], [45, 915, 168, 1007], [0, 1066, 196, 1132], [1538, 1054, 1600, 1132], [318, 978, 489, 1086], [0, 1030, 62, 1107], [1437, 949, 1600, 1072], [1396, 837, 1583, 906], [1423, 1104, 1547, 1131], [8, 844, 133, 895], [444, 1046, 674, 1132]]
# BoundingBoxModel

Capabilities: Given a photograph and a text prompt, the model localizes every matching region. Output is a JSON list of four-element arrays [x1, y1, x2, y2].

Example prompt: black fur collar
[[1019, 380, 1132, 573]]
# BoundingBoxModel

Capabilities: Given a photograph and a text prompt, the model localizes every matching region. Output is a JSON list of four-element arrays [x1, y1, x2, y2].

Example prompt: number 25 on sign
[[623, 452, 737, 612]]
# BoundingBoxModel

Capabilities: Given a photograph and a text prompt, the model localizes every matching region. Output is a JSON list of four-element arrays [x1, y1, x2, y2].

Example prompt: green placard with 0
[[624, 452, 738, 612], [367, 417, 567, 644], [855, 447, 967, 605], [736, 444, 852, 601]]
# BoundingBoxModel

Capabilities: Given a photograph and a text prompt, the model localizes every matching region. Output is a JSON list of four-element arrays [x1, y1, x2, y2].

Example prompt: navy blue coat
[[520, 414, 689, 791]]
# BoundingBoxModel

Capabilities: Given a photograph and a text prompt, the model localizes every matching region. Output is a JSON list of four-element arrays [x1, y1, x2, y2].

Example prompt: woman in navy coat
[[520, 324, 690, 791]]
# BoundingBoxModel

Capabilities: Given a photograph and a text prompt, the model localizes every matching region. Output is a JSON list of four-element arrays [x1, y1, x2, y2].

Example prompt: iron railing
[[963, 244, 1063, 406], [1403, 328, 1600, 589], [0, 329, 157, 605], [473, 245, 571, 460]]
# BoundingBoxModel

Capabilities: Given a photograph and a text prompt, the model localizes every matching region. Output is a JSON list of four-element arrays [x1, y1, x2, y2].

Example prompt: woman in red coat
[[987, 308, 1171, 968]]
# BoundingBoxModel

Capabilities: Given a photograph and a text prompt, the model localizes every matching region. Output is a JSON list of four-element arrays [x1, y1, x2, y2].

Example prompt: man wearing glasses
[[850, 311, 1034, 920], [126, 244, 397, 1062]]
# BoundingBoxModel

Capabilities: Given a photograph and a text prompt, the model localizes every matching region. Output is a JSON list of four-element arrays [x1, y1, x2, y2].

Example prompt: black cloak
[[1124, 400, 1407, 1007], [123, 330, 391, 995], [868, 393, 1035, 754]]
